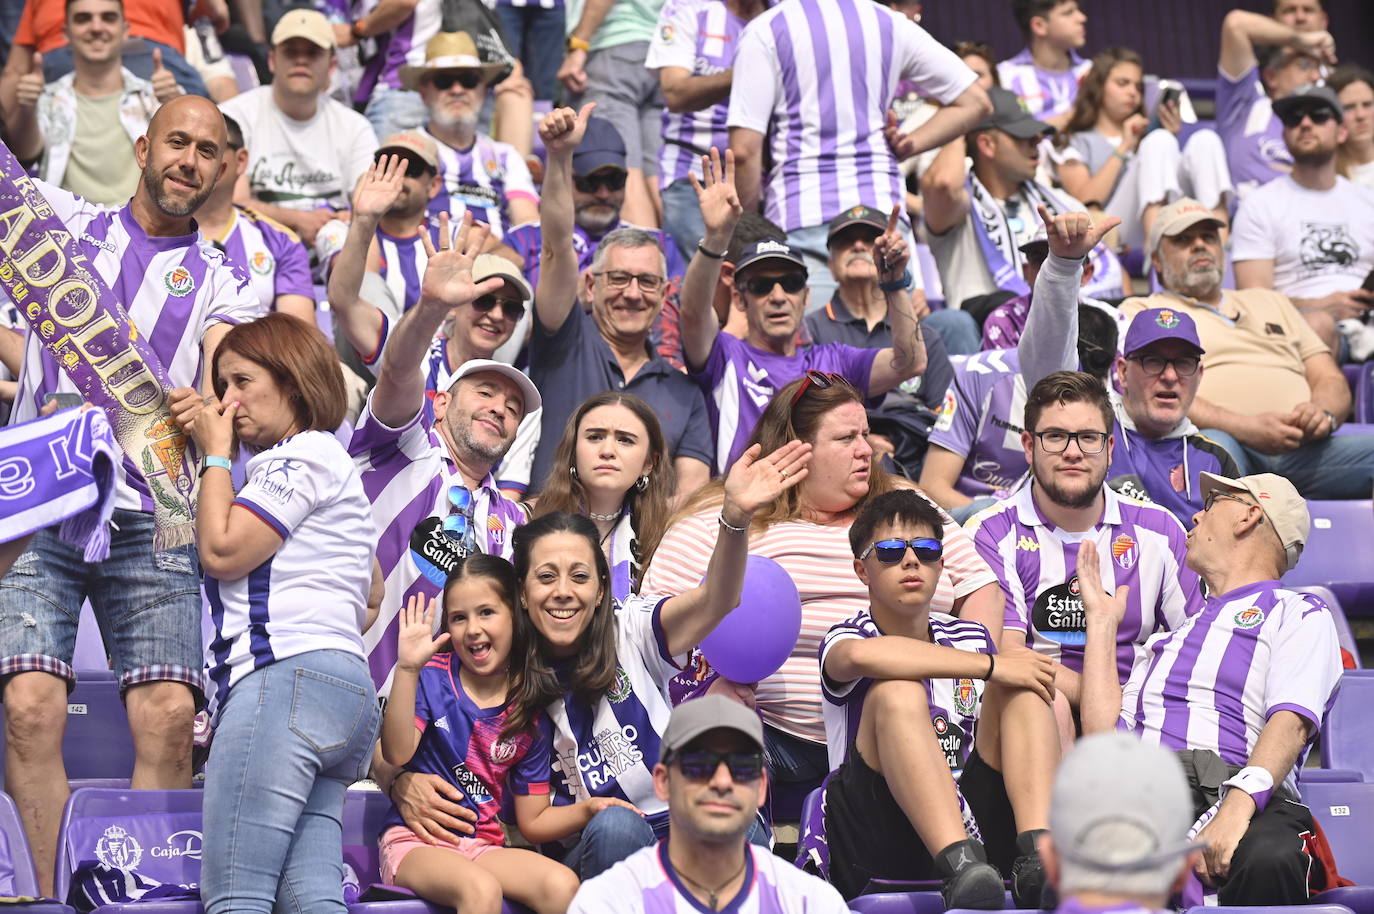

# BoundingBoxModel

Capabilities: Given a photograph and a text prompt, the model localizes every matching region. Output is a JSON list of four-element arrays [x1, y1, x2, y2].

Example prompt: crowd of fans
[[0, 0, 1369, 911]]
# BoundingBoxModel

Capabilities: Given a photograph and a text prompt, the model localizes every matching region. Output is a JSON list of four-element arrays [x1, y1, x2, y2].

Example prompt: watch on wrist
[[565, 35, 590, 53]]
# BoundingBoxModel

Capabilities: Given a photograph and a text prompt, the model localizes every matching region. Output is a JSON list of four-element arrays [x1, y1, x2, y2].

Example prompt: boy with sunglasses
[[811, 490, 1058, 908], [569, 695, 850, 914]]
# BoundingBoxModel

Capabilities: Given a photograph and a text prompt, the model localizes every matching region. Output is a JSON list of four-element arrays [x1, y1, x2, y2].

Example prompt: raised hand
[[1294, 29, 1337, 66], [1036, 204, 1121, 262], [150, 48, 182, 103], [186, 396, 237, 460], [1075, 540, 1129, 627], [168, 387, 211, 432], [539, 102, 595, 160], [16, 53, 44, 109], [722, 439, 812, 520], [419, 212, 504, 309], [396, 593, 450, 673], [352, 154, 406, 220], [872, 205, 910, 283], [689, 147, 743, 240]]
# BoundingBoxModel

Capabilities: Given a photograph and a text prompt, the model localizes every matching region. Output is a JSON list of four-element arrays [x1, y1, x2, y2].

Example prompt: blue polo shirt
[[528, 305, 713, 492]]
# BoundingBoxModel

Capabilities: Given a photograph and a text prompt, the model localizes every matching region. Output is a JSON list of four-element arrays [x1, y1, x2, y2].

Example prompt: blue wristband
[[199, 456, 232, 477], [879, 269, 912, 293]]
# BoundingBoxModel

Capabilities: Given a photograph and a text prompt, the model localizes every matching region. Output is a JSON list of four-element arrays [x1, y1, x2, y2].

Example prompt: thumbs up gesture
[[150, 48, 182, 103], [16, 52, 44, 109]]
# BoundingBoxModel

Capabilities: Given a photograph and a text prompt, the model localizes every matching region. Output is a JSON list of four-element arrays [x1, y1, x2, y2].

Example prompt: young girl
[[379, 555, 630, 914]]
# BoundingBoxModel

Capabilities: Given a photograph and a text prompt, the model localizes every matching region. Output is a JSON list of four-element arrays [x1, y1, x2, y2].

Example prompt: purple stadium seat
[[1302, 769, 1366, 784], [226, 54, 259, 93], [847, 892, 948, 914], [1283, 501, 1374, 616], [1185, 907, 1355, 914], [0, 675, 137, 783], [1358, 362, 1374, 425], [1302, 780, 1374, 885], [1320, 671, 1374, 778], [0, 789, 79, 911], [1292, 587, 1362, 669]]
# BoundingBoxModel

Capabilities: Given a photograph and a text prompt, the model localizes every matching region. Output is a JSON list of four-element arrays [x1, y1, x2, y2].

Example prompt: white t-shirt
[[1230, 175, 1374, 299], [1350, 159, 1374, 190], [220, 87, 379, 211]]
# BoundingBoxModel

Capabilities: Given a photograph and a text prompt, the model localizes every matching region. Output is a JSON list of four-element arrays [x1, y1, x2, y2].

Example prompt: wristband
[[696, 241, 726, 260], [199, 456, 232, 477], [718, 512, 747, 534], [879, 269, 912, 293], [1221, 766, 1274, 813], [982, 653, 995, 681], [565, 35, 590, 53], [1112, 150, 1130, 163]]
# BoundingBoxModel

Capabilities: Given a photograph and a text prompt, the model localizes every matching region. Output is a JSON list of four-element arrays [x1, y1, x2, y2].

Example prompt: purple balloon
[[700, 555, 802, 684]]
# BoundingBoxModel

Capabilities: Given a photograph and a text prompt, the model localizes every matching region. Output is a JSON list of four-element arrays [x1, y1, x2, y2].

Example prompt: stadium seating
[[1302, 769, 1367, 784], [1320, 671, 1374, 778], [1283, 502, 1374, 616], [1185, 907, 1356, 914], [1304, 780, 1374, 903], [0, 674, 136, 783], [0, 789, 77, 912]]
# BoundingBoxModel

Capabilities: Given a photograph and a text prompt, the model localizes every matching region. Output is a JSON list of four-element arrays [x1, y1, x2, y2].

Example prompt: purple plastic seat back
[[1319, 674, 1374, 789], [0, 675, 137, 783], [1302, 779, 1374, 886], [1283, 501, 1374, 615]]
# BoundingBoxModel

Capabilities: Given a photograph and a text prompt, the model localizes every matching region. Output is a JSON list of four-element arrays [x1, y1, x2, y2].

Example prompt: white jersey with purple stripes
[[969, 484, 1201, 679], [928, 348, 1029, 499], [995, 48, 1092, 121], [208, 206, 314, 313], [820, 609, 995, 772], [726, 0, 976, 232], [545, 595, 684, 836], [424, 130, 538, 240], [646, 0, 746, 190], [376, 220, 442, 315], [204, 431, 373, 715], [1216, 66, 1292, 197], [1119, 581, 1342, 793], [356, 0, 443, 97], [567, 841, 852, 914], [8, 181, 264, 513]]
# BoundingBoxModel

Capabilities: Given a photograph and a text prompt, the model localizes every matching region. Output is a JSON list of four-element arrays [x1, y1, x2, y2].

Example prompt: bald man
[[0, 96, 264, 895]]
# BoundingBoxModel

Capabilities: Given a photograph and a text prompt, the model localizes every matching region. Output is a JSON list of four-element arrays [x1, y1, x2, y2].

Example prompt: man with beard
[[0, 95, 263, 895], [1232, 86, 1374, 355], [968, 371, 1199, 739], [1121, 198, 1374, 499], [349, 212, 539, 692]]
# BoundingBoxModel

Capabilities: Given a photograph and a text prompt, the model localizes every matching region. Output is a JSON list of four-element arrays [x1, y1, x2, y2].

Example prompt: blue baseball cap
[[572, 117, 628, 177], [1123, 308, 1205, 358]]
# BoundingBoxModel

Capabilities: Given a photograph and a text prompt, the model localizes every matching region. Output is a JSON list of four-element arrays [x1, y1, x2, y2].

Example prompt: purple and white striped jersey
[[968, 484, 1201, 679], [376, 221, 442, 316], [356, 0, 443, 99], [646, 0, 746, 190], [208, 206, 314, 313], [567, 841, 851, 914], [424, 130, 538, 240], [928, 348, 1028, 499], [726, 0, 976, 232], [204, 432, 373, 715], [348, 396, 528, 691], [821, 609, 995, 771], [995, 48, 1091, 121], [8, 182, 265, 514], [1119, 581, 1342, 792], [497, 0, 562, 8], [1216, 66, 1292, 197], [692, 332, 878, 473]]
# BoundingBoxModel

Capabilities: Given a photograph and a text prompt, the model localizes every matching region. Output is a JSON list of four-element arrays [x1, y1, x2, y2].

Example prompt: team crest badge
[[1111, 533, 1138, 570], [608, 666, 632, 703], [487, 514, 505, 545], [250, 250, 275, 275], [95, 825, 143, 870], [1155, 310, 1180, 329], [490, 738, 518, 763], [953, 678, 977, 716], [1068, 576, 1081, 596], [660, 24, 674, 42], [163, 266, 195, 296], [1234, 607, 1265, 629]]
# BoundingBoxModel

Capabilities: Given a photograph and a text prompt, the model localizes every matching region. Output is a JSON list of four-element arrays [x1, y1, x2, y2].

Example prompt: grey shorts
[[580, 40, 662, 175]]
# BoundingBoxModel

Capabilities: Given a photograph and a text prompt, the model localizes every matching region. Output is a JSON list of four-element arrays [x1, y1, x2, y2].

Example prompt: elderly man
[[1040, 733, 1201, 913], [1121, 197, 1374, 499], [527, 105, 712, 496], [1079, 472, 1343, 904], [568, 696, 851, 914]]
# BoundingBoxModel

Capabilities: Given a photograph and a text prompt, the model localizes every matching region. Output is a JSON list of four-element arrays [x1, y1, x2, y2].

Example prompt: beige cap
[[473, 254, 532, 301], [399, 31, 506, 91], [1147, 197, 1227, 254], [271, 9, 335, 50], [377, 130, 440, 173], [1198, 472, 1310, 572]]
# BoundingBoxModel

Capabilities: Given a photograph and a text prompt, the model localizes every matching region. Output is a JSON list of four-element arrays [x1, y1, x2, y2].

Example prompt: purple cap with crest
[[1123, 308, 1205, 357]]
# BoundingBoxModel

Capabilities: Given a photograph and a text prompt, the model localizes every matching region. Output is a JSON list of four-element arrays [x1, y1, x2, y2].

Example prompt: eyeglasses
[[1278, 107, 1337, 128], [672, 750, 764, 782], [443, 485, 475, 544], [471, 294, 526, 321], [1204, 490, 1255, 512], [427, 70, 484, 91], [593, 270, 664, 294], [739, 273, 808, 297], [860, 537, 944, 564], [789, 370, 854, 407], [573, 171, 628, 193], [1128, 354, 1200, 377], [1032, 429, 1108, 454], [375, 154, 433, 179]]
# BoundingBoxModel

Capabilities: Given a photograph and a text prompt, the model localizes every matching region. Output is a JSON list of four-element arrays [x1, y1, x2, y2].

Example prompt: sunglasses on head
[[471, 294, 526, 321], [789, 369, 854, 407], [427, 70, 484, 91], [573, 170, 628, 193], [860, 537, 944, 564], [739, 272, 808, 297], [672, 750, 764, 782], [443, 485, 474, 542], [1278, 106, 1337, 128], [376, 154, 432, 179]]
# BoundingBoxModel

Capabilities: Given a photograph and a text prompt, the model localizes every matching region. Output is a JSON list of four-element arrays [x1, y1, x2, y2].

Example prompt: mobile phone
[[1159, 86, 1181, 109], [44, 393, 83, 410], [1362, 266, 1374, 293]]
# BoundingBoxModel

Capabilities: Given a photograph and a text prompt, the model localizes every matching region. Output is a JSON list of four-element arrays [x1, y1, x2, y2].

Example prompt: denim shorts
[[0, 509, 204, 699]]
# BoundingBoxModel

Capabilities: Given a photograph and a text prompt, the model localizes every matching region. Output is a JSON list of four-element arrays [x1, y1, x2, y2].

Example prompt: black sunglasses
[[860, 537, 944, 564], [672, 750, 764, 782], [573, 171, 628, 193], [790, 369, 854, 407], [427, 70, 484, 91], [471, 294, 526, 321], [1278, 106, 1337, 129], [740, 273, 808, 297], [375, 154, 433, 179]]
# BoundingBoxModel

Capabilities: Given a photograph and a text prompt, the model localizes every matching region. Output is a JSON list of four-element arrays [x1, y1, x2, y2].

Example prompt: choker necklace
[[588, 509, 623, 522], [673, 856, 747, 910]]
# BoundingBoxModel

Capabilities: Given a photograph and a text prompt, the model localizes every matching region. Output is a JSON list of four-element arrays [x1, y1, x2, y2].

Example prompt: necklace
[[673, 855, 747, 910], [587, 509, 623, 522]]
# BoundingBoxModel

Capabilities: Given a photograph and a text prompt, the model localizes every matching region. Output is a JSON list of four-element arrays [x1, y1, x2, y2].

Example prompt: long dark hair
[[504, 513, 620, 735], [534, 393, 674, 583], [1060, 47, 1145, 143]]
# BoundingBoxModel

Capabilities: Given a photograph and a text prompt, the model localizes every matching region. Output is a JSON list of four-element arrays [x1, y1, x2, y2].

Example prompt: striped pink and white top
[[641, 495, 997, 744]]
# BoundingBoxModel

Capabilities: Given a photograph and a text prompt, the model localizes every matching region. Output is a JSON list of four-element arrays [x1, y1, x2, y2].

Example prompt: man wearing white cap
[[1121, 197, 1374, 499], [219, 9, 379, 246], [1040, 733, 1201, 912], [1078, 472, 1343, 904]]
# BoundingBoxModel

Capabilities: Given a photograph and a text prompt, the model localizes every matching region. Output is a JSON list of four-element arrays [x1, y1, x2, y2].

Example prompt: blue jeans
[[42, 39, 211, 98], [925, 308, 980, 356], [364, 87, 429, 142], [494, 4, 565, 101], [560, 802, 770, 879], [661, 177, 703, 267], [202, 650, 380, 914], [1202, 425, 1374, 499]]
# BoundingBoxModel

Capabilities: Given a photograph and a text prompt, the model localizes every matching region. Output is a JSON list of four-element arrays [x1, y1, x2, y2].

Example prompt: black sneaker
[[935, 839, 1006, 911], [1010, 849, 1048, 909]]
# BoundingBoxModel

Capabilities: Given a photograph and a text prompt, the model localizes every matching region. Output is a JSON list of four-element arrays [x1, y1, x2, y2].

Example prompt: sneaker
[[1011, 850, 1048, 909], [936, 839, 1006, 911]]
